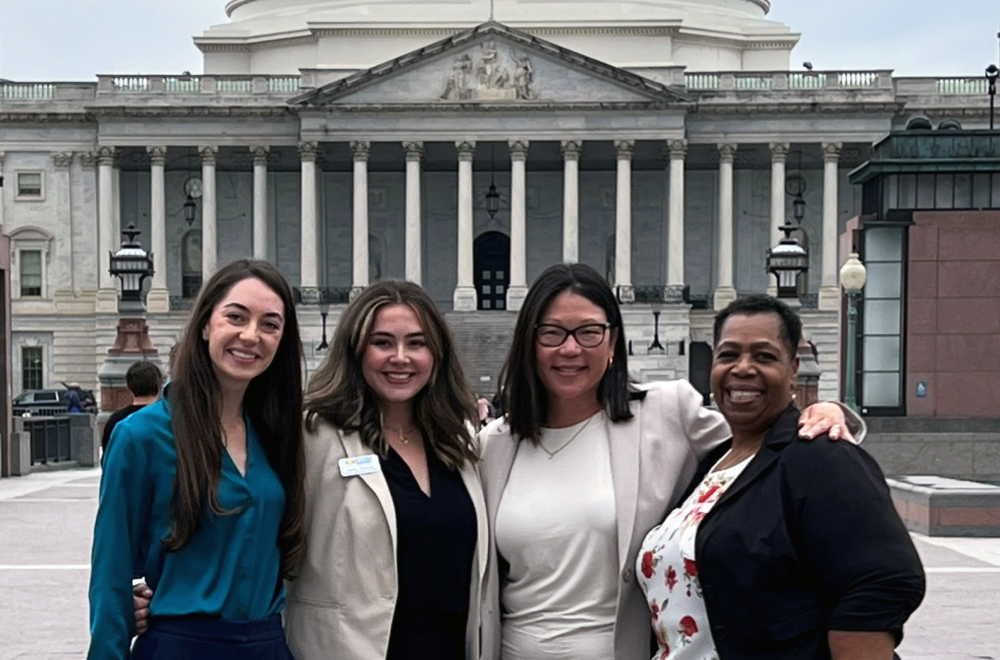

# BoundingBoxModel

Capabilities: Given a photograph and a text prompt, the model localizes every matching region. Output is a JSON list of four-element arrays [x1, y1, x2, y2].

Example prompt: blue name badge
[[339, 454, 381, 477]]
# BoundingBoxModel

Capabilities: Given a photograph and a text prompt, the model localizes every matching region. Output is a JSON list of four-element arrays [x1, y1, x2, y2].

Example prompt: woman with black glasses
[[477, 263, 861, 660]]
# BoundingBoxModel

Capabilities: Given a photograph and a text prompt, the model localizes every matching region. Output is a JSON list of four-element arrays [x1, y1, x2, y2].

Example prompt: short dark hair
[[125, 360, 163, 398], [713, 295, 802, 356], [499, 263, 634, 443]]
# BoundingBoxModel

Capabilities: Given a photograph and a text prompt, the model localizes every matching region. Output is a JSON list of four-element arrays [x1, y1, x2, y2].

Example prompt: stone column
[[51, 151, 74, 289], [561, 140, 582, 263], [299, 141, 319, 293], [146, 146, 170, 312], [351, 141, 371, 296], [251, 146, 270, 261], [453, 141, 477, 312], [508, 140, 529, 311], [614, 140, 635, 302], [820, 142, 843, 310], [0, 151, 5, 230], [96, 147, 117, 311], [770, 142, 790, 245], [200, 146, 219, 279], [666, 139, 687, 301], [714, 143, 738, 310], [404, 142, 424, 284]]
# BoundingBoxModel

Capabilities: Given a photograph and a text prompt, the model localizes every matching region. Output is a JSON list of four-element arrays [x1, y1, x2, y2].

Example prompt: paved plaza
[[0, 467, 997, 660]]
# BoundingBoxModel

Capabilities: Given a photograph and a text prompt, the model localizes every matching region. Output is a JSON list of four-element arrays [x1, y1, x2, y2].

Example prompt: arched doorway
[[474, 232, 509, 311]]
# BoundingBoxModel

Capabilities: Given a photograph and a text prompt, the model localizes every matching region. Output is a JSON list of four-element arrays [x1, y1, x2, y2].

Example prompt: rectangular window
[[16, 172, 43, 199], [20, 250, 43, 297], [22, 347, 43, 391], [859, 225, 906, 413]]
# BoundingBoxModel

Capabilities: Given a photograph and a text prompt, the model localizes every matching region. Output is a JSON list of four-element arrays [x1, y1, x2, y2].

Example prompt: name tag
[[339, 454, 381, 477]]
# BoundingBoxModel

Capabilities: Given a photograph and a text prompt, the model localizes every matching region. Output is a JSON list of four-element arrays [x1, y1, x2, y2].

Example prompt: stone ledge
[[889, 476, 1000, 537]]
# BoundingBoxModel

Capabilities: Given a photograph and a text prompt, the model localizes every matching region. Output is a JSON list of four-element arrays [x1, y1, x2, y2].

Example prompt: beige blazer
[[284, 418, 490, 660], [478, 380, 730, 660]]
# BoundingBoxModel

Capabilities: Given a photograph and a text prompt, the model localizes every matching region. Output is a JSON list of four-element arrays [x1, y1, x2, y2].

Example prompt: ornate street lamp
[[109, 223, 154, 305], [648, 299, 665, 354], [987, 64, 999, 131], [485, 143, 500, 220], [840, 251, 868, 413], [317, 297, 330, 351], [766, 221, 809, 301]]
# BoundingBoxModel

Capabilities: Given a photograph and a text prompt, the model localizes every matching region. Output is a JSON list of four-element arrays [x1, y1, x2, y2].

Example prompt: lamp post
[[766, 220, 809, 302], [648, 300, 665, 353], [987, 64, 999, 131], [839, 251, 867, 413], [317, 296, 330, 351]]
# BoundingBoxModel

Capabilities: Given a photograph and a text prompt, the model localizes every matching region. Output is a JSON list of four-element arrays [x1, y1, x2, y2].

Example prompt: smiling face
[[535, 291, 616, 412], [711, 312, 799, 438], [361, 304, 435, 408], [203, 276, 286, 393]]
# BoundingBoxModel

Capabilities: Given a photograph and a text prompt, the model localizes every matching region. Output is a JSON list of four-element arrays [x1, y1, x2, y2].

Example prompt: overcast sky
[[0, 0, 997, 80]]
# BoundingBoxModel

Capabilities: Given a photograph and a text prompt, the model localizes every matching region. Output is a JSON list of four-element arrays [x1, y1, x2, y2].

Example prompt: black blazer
[[686, 406, 925, 660]]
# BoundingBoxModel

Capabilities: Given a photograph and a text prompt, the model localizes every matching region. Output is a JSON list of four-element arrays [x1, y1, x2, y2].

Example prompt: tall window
[[22, 346, 43, 391], [19, 250, 43, 297], [860, 226, 906, 413]]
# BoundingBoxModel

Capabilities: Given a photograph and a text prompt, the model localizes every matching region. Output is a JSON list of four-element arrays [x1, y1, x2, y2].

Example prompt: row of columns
[[96, 139, 844, 313]]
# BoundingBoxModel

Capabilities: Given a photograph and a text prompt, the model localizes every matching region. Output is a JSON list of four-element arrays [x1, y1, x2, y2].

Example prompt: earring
[[710, 392, 715, 402], [608, 356, 614, 367], [791, 392, 798, 402]]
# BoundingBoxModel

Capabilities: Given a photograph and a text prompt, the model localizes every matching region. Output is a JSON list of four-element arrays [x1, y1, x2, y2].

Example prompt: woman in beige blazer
[[284, 280, 489, 660], [478, 264, 859, 660]]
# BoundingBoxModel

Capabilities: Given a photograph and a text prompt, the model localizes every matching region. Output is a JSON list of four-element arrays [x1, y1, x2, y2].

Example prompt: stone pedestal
[[818, 285, 841, 311], [98, 314, 161, 416], [453, 286, 478, 312], [146, 288, 171, 313]]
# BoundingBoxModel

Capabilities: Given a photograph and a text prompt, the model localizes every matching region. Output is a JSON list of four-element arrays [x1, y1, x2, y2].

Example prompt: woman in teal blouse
[[88, 259, 307, 660]]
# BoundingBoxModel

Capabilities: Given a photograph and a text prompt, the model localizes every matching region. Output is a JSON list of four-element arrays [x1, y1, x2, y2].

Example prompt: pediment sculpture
[[440, 42, 537, 102]]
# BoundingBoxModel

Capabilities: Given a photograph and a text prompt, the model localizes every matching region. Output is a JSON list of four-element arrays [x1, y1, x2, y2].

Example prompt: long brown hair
[[164, 259, 306, 580], [304, 280, 479, 468]]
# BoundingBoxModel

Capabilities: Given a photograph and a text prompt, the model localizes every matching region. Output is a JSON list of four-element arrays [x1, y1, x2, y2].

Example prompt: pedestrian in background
[[100, 360, 164, 463]]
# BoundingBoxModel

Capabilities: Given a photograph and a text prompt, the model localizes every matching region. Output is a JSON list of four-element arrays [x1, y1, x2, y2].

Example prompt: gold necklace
[[539, 414, 597, 459], [390, 426, 419, 445]]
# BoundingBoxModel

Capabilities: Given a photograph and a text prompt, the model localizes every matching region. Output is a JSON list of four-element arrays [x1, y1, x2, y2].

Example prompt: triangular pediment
[[292, 22, 689, 108]]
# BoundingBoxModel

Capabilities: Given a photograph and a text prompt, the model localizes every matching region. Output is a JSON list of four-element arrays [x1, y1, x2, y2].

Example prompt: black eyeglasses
[[535, 323, 613, 348]]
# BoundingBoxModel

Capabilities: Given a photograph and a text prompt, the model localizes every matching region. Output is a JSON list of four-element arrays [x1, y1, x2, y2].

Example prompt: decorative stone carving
[[769, 142, 790, 162], [456, 141, 477, 161], [440, 43, 536, 102], [251, 146, 271, 165], [403, 141, 425, 161], [78, 152, 97, 170], [822, 142, 843, 162], [614, 140, 635, 160], [350, 141, 371, 161], [561, 140, 583, 160], [199, 146, 219, 164], [299, 141, 319, 162], [51, 152, 74, 169], [508, 140, 529, 161], [96, 146, 116, 166], [717, 143, 738, 162], [667, 139, 688, 159], [146, 146, 167, 165]]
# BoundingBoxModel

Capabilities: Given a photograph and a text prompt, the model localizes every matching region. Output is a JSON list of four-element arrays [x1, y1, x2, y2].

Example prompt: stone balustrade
[[684, 70, 893, 91], [95, 74, 302, 96]]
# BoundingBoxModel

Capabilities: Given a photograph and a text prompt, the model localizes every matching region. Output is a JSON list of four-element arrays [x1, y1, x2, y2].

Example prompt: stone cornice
[[690, 102, 904, 115], [85, 106, 295, 118], [321, 101, 687, 112]]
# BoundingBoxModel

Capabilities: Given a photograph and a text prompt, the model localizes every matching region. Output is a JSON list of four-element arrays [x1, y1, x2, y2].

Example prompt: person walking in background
[[65, 383, 84, 413], [636, 295, 924, 659], [100, 360, 164, 463], [88, 259, 307, 660]]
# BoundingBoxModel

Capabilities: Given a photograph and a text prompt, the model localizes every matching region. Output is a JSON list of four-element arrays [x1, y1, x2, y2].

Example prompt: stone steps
[[445, 312, 518, 398]]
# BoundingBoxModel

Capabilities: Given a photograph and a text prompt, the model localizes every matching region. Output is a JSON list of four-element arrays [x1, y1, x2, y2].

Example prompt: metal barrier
[[24, 416, 73, 466]]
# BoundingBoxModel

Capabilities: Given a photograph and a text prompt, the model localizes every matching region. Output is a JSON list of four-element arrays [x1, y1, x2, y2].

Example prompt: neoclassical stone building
[[0, 0, 994, 410]]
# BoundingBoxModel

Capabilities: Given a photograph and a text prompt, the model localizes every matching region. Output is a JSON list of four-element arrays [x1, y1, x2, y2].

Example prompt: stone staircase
[[445, 311, 519, 399]]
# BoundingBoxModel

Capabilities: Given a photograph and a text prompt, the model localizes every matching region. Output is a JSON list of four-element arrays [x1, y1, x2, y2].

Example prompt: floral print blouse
[[635, 453, 753, 660]]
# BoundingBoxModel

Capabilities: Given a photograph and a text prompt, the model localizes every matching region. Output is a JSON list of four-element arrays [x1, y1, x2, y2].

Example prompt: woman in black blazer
[[636, 295, 925, 660]]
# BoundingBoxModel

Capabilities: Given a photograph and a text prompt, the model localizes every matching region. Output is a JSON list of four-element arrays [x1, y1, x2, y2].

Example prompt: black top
[[100, 404, 147, 456], [690, 406, 925, 660], [382, 444, 477, 660]]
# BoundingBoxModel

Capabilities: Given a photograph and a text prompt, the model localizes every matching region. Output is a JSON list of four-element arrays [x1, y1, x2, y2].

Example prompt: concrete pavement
[[1, 467, 997, 659]]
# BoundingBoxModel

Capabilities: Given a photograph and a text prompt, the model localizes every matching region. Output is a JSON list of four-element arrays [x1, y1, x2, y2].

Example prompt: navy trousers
[[131, 615, 294, 660]]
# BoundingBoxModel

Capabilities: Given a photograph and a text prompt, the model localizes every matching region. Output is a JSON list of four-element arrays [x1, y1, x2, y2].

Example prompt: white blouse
[[494, 412, 618, 660], [635, 452, 753, 660]]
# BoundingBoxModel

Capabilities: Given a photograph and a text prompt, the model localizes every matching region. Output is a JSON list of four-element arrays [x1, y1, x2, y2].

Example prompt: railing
[[96, 74, 303, 96], [25, 416, 73, 466], [294, 286, 353, 305], [935, 77, 990, 95], [0, 83, 55, 99], [686, 70, 891, 92]]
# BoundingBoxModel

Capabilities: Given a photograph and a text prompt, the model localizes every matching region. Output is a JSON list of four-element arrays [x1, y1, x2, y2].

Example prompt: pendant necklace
[[540, 414, 596, 459]]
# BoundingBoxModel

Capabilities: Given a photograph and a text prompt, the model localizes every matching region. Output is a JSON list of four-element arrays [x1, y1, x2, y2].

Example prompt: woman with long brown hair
[[283, 279, 488, 660], [89, 259, 306, 660]]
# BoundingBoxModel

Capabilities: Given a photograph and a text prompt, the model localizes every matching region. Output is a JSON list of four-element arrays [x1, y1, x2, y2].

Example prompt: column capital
[[403, 141, 425, 161], [667, 139, 688, 160], [508, 140, 530, 161], [96, 146, 116, 166], [614, 139, 635, 160], [298, 141, 319, 162], [0, 151, 5, 167], [456, 140, 477, 161], [199, 146, 219, 165], [52, 152, 74, 170], [78, 152, 97, 170], [822, 142, 843, 162], [146, 146, 168, 165], [350, 140, 371, 161], [769, 142, 790, 162], [717, 143, 738, 163], [250, 146, 271, 165], [561, 140, 583, 160]]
